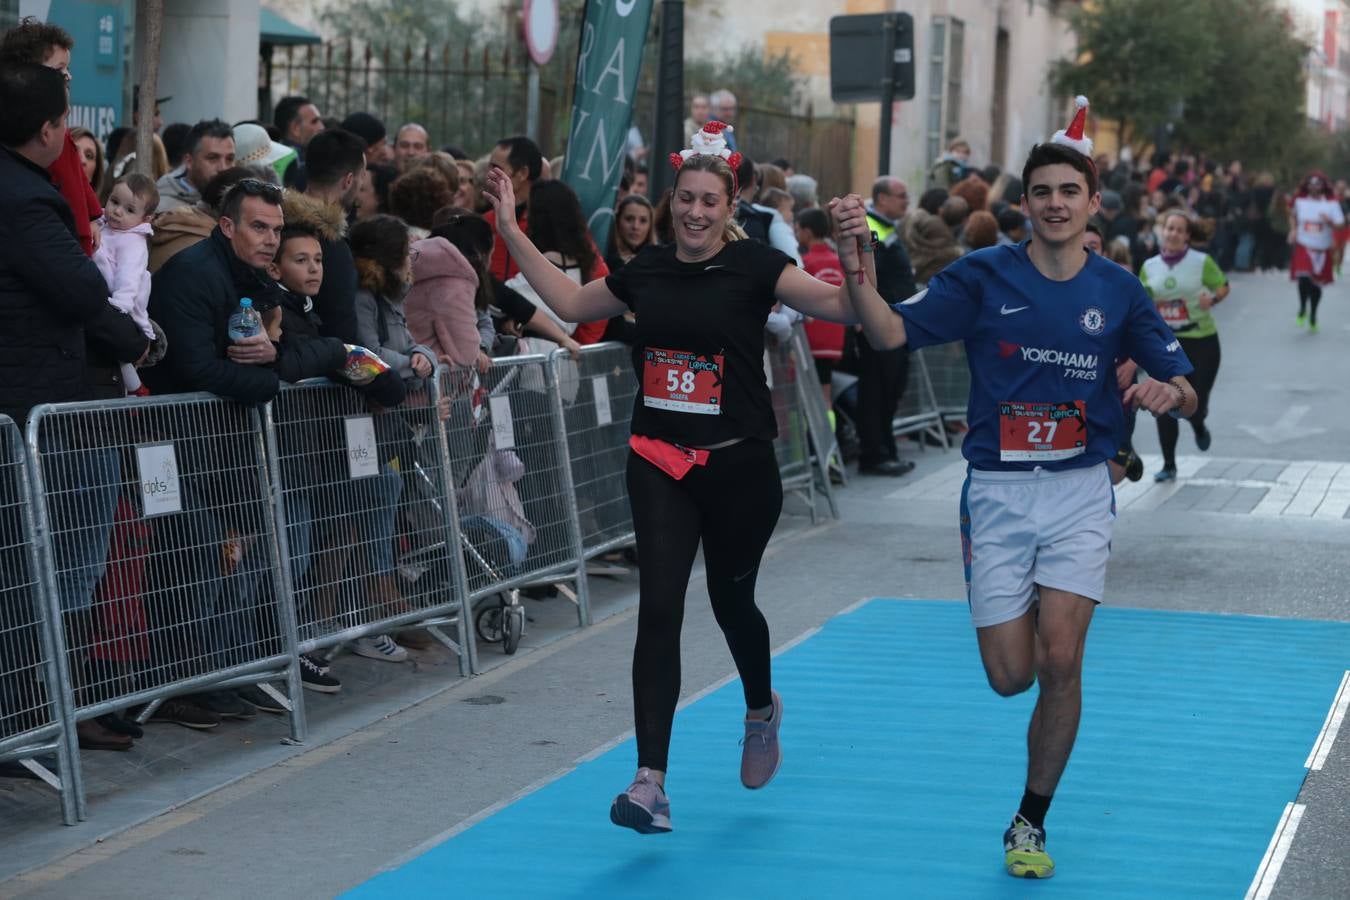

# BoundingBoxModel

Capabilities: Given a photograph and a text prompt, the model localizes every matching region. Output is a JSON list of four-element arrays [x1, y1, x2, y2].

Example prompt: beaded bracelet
[[1167, 378, 1188, 418]]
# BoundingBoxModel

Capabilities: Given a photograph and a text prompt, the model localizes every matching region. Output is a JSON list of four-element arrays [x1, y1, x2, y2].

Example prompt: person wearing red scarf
[[51, 130, 103, 256]]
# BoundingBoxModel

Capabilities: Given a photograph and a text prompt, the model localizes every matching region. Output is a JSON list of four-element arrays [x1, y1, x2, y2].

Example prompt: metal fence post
[[429, 369, 478, 676], [768, 335, 817, 521], [547, 351, 592, 628], [257, 403, 307, 743], [1, 415, 83, 824], [788, 322, 842, 518], [22, 410, 91, 822]]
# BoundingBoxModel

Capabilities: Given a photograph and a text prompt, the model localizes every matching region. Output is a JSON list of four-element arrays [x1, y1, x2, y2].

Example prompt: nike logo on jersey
[[1000, 304, 1029, 315], [704, 264, 725, 271]]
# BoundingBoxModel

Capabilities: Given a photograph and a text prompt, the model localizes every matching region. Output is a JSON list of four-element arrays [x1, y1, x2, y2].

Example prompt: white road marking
[[1251, 460, 1318, 517], [1245, 802, 1305, 900], [1304, 670, 1350, 771], [1239, 405, 1327, 445]]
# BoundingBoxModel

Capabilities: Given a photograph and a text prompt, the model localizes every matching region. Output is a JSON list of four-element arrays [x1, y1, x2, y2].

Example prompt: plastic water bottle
[[228, 297, 261, 341]]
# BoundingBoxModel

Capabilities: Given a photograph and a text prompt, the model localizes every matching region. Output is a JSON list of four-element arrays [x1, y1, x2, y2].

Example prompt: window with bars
[[925, 16, 966, 166]]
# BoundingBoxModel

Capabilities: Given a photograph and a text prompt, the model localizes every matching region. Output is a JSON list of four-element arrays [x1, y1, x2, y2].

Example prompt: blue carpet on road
[[346, 600, 1349, 899]]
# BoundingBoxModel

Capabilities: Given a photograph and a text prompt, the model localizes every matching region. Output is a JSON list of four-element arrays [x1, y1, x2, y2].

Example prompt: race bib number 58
[[998, 400, 1087, 462], [643, 347, 725, 415]]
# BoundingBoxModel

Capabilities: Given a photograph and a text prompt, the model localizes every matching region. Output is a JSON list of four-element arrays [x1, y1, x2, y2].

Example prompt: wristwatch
[[859, 230, 879, 253]]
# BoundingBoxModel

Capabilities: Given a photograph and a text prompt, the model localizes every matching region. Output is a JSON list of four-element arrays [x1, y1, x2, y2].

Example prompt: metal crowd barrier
[[9, 340, 827, 822], [0, 415, 80, 824], [917, 342, 971, 427], [264, 378, 471, 675], [890, 351, 949, 448], [767, 331, 818, 518], [439, 355, 590, 631], [786, 322, 842, 519], [552, 344, 638, 561], [25, 394, 306, 820]]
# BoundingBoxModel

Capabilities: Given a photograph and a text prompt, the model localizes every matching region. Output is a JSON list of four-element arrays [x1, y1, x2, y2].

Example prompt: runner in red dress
[[1288, 171, 1344, 332]]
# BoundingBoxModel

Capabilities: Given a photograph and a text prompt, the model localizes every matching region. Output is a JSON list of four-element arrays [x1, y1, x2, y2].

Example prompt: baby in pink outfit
[[92, 173, 159, 394]]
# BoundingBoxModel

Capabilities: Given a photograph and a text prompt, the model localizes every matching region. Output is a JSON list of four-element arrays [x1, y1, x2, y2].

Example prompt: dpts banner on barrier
[[560, 0, 655, 248]]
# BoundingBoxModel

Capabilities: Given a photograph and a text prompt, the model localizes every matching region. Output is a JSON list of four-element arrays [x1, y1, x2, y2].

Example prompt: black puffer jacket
[[274, 287, 347, 384], [143, 227, 283, 402], [0, 146, 147, 425]]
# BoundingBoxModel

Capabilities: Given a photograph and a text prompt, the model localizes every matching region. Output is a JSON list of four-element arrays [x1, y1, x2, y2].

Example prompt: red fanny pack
[[629, 435, 711, 480]]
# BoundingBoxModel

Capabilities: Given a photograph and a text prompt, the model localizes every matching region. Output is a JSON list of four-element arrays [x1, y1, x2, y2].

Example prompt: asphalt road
[[1, 268, 1346, 900]]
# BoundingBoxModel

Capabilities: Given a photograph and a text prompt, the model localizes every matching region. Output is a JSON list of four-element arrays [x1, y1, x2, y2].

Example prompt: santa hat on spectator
[[1051, 96, 1093, 157], [669, 120, 743, 190]]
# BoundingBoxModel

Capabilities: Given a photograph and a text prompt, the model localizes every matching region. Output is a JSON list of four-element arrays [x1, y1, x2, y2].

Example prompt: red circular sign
[[523, 0, 559, 66]]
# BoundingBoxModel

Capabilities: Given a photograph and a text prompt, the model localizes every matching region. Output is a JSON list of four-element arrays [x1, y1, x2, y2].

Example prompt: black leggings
[[1157, 333, 1221, 469], [1298, 276, 1324, 324], [626, 438, 783, 772]]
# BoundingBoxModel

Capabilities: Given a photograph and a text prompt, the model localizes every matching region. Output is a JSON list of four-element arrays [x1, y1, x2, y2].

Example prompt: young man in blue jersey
[[829, 99, 1198, 879]]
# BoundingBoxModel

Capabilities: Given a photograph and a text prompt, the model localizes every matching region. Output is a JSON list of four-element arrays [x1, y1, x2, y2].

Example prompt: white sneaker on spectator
[[352, 634, 409, 663]]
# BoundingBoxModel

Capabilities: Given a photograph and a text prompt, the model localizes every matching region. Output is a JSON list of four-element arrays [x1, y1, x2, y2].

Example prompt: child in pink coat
[[92, 173, 159, 394], [404, 235, 492, 372]]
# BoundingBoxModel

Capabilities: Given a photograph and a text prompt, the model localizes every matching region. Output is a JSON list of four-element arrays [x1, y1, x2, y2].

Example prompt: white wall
[[709, 0, 1076, 192], [154, 0, 260, 125]]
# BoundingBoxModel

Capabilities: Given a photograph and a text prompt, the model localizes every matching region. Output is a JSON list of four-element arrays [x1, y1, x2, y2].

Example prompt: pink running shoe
[[740, 689, 783, 789], [609, 768, 672, 834]]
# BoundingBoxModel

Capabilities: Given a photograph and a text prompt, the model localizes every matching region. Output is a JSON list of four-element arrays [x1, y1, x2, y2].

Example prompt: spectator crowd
[[1, 13, 1333, 761]]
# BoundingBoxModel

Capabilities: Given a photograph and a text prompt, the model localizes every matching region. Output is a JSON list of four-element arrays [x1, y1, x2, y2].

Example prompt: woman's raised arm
[[484, 168, 628, 323]]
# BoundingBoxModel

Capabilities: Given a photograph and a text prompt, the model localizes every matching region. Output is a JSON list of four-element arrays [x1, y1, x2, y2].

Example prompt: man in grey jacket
[[155, 119, 236, 211]]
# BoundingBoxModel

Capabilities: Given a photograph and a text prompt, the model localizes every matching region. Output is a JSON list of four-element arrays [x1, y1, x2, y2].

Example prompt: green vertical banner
[[560, 0, 655, 248]]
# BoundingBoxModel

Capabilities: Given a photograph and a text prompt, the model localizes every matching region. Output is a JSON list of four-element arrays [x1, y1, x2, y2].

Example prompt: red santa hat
[[1051, 96, 1093, 157], [669, 120, 743, 189]]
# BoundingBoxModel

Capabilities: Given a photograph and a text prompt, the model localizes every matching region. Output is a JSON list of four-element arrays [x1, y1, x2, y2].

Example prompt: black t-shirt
[[605, 239, 793, 446]]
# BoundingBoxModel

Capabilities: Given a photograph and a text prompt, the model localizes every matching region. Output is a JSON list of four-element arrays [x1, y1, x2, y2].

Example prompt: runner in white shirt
[[1288, 170, 1344, 333]]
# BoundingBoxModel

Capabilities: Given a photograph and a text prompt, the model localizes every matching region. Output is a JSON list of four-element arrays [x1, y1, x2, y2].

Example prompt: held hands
[[484, 168, 520, 236], [1123, 378, 1182, 417], [227, 332, 277, 366], [828, 193, 870, 267]]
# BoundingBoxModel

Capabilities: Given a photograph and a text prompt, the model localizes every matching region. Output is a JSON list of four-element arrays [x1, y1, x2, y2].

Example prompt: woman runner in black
[[484, 122, 860, 833]]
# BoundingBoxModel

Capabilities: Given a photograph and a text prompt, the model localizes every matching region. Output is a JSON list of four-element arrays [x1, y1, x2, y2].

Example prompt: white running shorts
[[959, 463, 1115, 628]]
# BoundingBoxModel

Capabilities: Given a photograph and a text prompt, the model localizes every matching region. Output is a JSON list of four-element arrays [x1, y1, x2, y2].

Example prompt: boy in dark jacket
[[264, 222, 403, 403], [266, 222, 416, 666]]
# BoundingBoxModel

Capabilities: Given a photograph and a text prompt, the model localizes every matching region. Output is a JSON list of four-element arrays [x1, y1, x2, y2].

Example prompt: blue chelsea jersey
[[894, 242, 1193, 471]]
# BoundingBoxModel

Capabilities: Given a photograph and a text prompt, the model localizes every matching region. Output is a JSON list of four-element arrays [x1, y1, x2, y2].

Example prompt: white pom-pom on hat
[[1051, 95, 1094, 157]]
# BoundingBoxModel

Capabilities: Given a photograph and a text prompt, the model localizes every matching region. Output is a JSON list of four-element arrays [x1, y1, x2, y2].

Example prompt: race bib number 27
[[643, 347, 725, 415], [998, 400, 1087, 462]]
